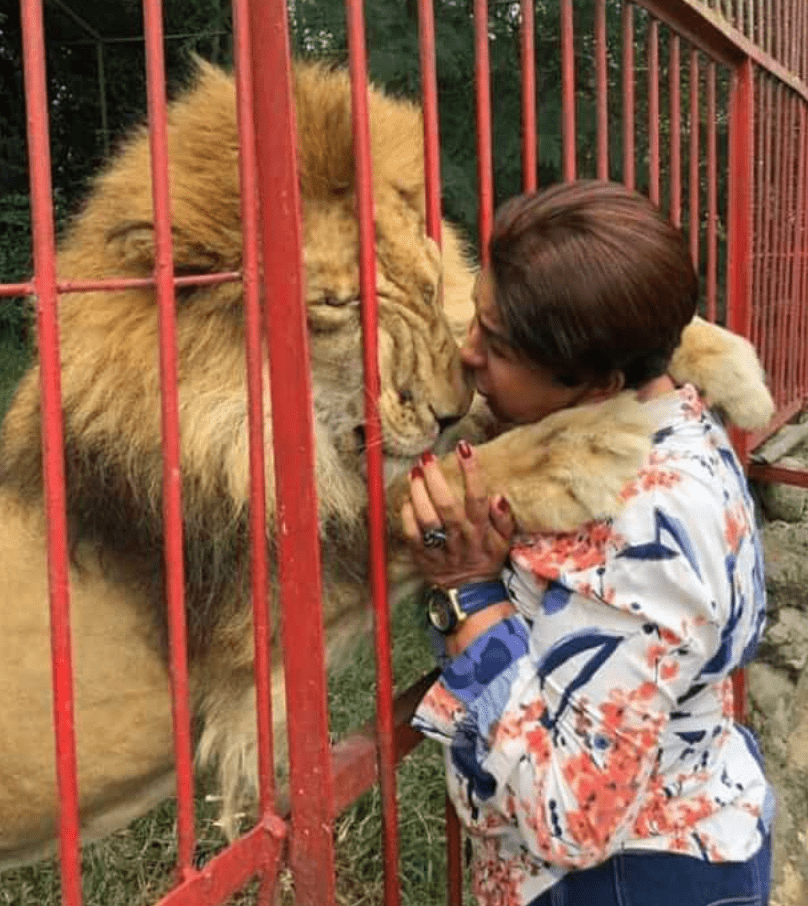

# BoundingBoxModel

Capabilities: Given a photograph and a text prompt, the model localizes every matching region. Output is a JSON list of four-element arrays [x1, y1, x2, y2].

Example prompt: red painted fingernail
[[496, 496, 510, 513], [410, 465, 424, 480], [421, 450, 435, 465], [457, 440, 472, 459]]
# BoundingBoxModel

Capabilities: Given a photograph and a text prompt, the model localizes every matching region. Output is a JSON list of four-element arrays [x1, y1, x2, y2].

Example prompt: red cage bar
[[345, 1, 402, 902], [142, 0, 197, 875], [474, 0, 494, 262], [19, 1, 82, 903], [647, 19, 660, 205], [669, 34, 682, 226], [521, 0, 537, 192], [8, 1, 808, 904]]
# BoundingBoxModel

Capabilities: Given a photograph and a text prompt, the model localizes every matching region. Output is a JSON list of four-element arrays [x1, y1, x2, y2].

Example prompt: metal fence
[[5, 0, 808, 904]]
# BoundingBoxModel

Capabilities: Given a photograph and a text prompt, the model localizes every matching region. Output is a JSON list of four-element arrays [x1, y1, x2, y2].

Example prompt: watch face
[[426, 589, 455, 633]]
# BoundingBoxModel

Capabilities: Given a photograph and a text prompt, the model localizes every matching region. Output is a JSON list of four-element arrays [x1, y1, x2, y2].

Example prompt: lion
[[0, 60, 774, 869]]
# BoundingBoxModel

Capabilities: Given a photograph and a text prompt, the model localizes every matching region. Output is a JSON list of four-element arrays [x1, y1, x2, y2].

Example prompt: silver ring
[[422, 526, 448, 549]]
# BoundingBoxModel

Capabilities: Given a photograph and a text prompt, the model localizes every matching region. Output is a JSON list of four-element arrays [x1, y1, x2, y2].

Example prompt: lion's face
[[289, 63, 475, 479], [302, 192, 472, 477]]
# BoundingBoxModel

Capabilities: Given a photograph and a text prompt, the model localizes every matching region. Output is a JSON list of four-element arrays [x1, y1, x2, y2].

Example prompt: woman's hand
[[401, 440, 515, 588]]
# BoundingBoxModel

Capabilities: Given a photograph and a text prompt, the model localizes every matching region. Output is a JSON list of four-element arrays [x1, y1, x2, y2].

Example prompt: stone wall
[[750, 445, 808, 906]]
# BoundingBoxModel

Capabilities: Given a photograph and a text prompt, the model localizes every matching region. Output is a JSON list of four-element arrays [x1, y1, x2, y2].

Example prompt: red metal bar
[[154, 818, 287, 906], [776, 0, 784, 67], [746, 397, 805, 450], [769, 82, 785, 405], [732, 670, 747, 726], [784, 93, 799, 402], [726, 57, 755, 466], [622, 4, 635, 189], [446, 796, 464, 906], [749, 462, 808, 488], [669, 34, 682, 226], [634, 0, 808, 102], [595, 0, 608, 181], [248, 2, 336, 903], [64, 273, 238, 293], [520, 0, 537, 191], [231, 0, 276, 826], [760, 77, 776, 383], [345, 4, 402, 905], [800, 102, 808, 396], [689, 49, 700, 270], [560, 0, 576, 181], [142, 0, 196, 874], [751, 72, 765, 350], [19, 1, 82, 902], [775, 85, 794, 402], [706, 62, 718, 322], [474, 0, 494, 263], [329, 671, 438, 816], [0, 281, 34, 297], [648, 19, 660, 205], [417, 0, 443, 244]]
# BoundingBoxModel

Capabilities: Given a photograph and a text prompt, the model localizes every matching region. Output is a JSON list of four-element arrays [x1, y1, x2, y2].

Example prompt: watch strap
[[453, 580, 508, 617]]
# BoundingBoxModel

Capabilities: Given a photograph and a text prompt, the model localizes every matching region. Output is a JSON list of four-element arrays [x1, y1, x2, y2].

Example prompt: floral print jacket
[[413, 385, 774, 905]]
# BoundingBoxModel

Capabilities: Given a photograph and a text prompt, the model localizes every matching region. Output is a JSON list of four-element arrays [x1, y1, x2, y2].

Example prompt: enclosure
[[2, 0, 808, 904]]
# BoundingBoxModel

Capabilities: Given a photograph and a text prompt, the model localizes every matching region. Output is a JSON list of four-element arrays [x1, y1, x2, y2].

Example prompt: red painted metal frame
[[647, 19, 661, 206], [727, 58, 755, 464], [231, 0, 276, 829], [345, 2, 402, 904], [669, 35, 682, 226], [689, 50, 701, 270], [521, 0, 537, 191], [418, 0, 443, 244], [142, 0, 197, 875], [11, 1, 808, 904], [19, 2, 82, 904], [249, 1, 337, 902], [560, 0, 576, 181], [474, 0, 494, 262], [595, 0, 609, 181], [706, 63, 718, 322], [622, 3, 636, 189]]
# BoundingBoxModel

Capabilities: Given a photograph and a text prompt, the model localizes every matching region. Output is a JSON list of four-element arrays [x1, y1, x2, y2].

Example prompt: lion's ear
[[106, 221, 157, 272], [106, 222, 229, 276]]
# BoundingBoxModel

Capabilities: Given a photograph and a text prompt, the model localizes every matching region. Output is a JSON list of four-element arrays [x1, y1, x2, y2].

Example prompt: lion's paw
[[670, 317, 774, 431]]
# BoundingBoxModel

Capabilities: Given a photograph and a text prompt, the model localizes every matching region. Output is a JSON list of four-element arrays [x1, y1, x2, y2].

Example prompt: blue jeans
[[528, 836, 771, 906]]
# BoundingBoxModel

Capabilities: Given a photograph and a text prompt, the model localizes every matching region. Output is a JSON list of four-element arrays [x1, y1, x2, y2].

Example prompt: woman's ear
[[584, 369, 625, 404]]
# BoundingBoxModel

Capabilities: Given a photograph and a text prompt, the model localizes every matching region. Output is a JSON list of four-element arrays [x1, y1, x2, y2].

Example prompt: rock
[[757, 507, 808, 904], [766, 608, 808, 672]]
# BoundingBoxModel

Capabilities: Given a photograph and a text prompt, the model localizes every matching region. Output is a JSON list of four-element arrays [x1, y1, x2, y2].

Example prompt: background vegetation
[[0, 1, 730, 902]]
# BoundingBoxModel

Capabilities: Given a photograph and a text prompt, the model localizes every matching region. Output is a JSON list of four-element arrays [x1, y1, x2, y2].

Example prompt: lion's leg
[[0, 491, 175, 867]]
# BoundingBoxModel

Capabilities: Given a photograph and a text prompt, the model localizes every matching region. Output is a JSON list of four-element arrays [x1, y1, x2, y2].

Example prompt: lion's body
[[0, 62, 476, 865], [0, 62, 774, 868]]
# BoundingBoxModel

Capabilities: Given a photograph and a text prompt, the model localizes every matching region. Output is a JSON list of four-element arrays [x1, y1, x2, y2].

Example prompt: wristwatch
[[425, 580, 508, 634]]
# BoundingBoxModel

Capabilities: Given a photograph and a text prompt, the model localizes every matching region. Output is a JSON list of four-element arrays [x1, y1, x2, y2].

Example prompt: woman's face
[[460, 268, 606, 426]]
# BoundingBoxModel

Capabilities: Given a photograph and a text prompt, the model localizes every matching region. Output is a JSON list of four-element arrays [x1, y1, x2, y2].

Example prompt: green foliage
[[0, 193, 34, 344]]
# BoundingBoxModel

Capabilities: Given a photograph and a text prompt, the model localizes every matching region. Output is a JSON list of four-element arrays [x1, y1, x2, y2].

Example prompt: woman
[[402, 181, 773, 906]]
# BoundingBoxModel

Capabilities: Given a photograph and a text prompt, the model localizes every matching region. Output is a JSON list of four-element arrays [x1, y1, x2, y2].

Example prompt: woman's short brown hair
[[488, 180, 699, 388]]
